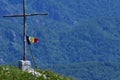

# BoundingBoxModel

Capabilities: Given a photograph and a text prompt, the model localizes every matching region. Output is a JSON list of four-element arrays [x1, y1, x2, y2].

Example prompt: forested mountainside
[[0, 0, 120, 80]]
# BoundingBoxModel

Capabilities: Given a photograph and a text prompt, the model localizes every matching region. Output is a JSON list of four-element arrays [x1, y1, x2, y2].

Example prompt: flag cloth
[[26, 36, 39, 44]]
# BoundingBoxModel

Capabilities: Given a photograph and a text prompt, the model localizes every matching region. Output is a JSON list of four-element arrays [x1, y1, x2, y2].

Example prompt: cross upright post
[[23, 0, 27, 61], [3, 0, 48, 61]]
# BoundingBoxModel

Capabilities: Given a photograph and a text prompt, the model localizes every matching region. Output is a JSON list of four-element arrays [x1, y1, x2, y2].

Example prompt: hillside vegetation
[[0, 66, 74, 80]]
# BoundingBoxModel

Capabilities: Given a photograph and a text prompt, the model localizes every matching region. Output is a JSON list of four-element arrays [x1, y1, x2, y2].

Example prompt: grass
[[0, 65, 74, 80]]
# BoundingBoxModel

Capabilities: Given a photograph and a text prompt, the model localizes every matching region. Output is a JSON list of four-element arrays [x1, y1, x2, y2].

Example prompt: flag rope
[[28, 43, 38, 80]]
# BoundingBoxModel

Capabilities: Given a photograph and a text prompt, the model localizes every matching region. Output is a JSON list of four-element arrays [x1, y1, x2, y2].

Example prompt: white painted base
[[18, 60, 31, 71]]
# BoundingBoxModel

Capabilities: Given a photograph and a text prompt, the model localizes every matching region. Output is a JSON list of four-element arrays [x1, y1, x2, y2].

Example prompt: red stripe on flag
[[34, 38, 38, 43]]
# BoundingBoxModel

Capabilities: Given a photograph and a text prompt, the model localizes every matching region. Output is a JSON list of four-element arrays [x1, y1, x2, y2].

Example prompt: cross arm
[[27, 13, 48, 16], [3, 14, 24, 17], [3, 13, 48, 18]]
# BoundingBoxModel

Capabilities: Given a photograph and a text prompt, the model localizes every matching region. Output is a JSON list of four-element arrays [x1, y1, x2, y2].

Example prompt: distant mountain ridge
[[1, 0, 120, 79]]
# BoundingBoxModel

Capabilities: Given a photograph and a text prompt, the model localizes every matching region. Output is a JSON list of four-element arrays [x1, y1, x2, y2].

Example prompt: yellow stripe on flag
[[29, 37, 34, 43]]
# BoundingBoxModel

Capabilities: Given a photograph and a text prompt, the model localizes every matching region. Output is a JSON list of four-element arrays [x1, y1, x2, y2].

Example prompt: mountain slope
[[0, 66, 73, 80]]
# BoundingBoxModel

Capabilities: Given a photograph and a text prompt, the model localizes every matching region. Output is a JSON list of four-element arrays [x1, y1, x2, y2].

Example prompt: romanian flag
[[27, 36, 39, 44]]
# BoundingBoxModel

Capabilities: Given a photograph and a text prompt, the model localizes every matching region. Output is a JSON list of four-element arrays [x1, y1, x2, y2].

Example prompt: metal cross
[[3, 0, 48, 61]]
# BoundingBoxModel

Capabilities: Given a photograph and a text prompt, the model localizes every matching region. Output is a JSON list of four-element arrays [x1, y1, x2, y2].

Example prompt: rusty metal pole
[[23, 0, 26, 61]]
